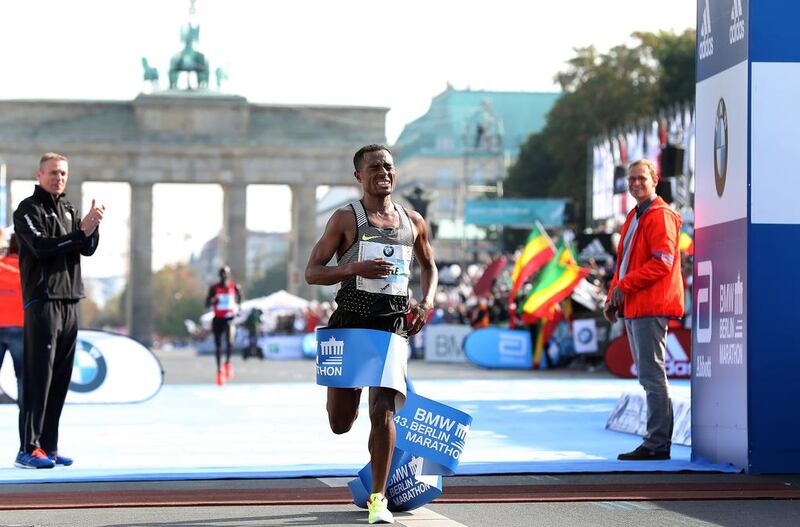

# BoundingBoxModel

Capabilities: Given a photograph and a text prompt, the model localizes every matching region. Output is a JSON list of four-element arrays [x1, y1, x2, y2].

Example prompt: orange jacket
[[608, 196, 684, 319], [0, 255, 24, 327]]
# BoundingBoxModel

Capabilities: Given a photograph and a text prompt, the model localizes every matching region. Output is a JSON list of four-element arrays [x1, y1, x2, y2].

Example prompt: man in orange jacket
[[604, 159, 684, 461]]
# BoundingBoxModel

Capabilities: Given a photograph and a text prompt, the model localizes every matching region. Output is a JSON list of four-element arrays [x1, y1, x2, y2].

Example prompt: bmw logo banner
[[0, 329, 163, 404], [315, 328, 472, 511]]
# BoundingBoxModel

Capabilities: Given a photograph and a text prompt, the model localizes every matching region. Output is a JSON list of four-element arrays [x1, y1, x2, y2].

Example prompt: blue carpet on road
[[0, 378, 736, 484]]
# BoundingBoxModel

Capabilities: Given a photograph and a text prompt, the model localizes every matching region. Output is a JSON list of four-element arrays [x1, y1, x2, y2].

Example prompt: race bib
[[216, 293, 235, 311], [356, 241, 412, 296]]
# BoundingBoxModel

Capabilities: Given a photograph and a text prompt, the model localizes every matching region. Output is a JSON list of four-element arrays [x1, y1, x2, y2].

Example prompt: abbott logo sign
[[697, 260, 713, 343]]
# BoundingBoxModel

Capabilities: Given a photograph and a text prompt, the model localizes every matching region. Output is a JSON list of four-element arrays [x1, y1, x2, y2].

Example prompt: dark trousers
[[20, 300, 78, 455], [624, 316, 673, 452]]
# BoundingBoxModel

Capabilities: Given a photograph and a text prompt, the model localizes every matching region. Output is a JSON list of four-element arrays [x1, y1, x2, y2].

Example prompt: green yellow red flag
[[509, 222, 555, 300], [519, 243, 589, 323]]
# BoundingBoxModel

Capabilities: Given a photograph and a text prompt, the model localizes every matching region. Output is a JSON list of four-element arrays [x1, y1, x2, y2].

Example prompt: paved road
[[155, 345, 609, 384], [1, 347, 798, 526]]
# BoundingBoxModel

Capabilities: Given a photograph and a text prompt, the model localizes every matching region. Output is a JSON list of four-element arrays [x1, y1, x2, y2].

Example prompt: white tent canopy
[[200, 289, 309, 327]]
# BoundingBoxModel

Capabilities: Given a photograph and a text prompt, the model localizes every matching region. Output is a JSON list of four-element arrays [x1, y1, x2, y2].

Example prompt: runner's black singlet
[[333, 200, 415, 318]]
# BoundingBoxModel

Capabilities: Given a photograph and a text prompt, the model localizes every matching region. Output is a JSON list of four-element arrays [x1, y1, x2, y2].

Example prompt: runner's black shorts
[[326, 309, 407, 337], [212, 316, 234, 345]]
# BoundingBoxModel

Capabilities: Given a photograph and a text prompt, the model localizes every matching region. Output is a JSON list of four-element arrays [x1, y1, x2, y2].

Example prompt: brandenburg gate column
[[222, 182, 248, 285], [289, 183, 316, 300], [128, 182, 154, 347]]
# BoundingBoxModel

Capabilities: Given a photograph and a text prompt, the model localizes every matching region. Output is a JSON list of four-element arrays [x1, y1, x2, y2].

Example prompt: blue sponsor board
[[694, 0, 800, 472], [464, 199, 568, 228], [692, 218, 748, 469], [696, 0, 748, 82], [464, 328, 532, 369]]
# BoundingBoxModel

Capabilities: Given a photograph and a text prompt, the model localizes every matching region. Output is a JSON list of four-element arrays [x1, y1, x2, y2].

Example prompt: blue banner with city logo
[[315, 328, 409, 405], [315, 328, 472, 511]]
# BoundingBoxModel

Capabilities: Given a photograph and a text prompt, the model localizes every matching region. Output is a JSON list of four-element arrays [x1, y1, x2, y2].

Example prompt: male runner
[[305, 144, 437, 524], [205, 266, 242, 386]]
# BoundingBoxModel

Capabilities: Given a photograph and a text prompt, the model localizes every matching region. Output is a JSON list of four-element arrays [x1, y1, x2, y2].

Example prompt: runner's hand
[[352, 258, 395, 279], [408, 301, 433, 336], [603, 302, 618, 324]]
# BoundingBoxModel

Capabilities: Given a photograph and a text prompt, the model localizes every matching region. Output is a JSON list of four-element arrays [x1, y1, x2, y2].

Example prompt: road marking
[[318, 480, 465, 525], [593, 501, 657, 510], [398, 507, 468, 526], [317, 477, 351, 488]]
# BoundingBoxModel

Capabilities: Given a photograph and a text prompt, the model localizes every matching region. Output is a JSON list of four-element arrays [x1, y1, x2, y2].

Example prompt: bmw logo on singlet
[[69, 340, 108, 392]]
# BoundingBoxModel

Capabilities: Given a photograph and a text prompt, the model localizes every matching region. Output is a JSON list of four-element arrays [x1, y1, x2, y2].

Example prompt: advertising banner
[[745, 0, 800, 472], [257, 335, 304, 360], [605, 328, 693, 380], [572, 319, 598, 354], [693, 0, 749, 469], [423, 324, 471, 363], [0, 330, 163, 404], [464, 199, 567, 227], [463, 328, 532, 369]]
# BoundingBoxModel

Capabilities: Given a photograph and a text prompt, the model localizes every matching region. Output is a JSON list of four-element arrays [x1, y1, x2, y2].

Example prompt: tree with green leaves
[[152, 264, 206, 339], [505, 30, 696, 225]]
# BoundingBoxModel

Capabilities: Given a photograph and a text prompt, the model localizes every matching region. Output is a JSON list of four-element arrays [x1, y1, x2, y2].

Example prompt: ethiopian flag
[[509, 222, 555, 300], [519, 243, 589, 323]]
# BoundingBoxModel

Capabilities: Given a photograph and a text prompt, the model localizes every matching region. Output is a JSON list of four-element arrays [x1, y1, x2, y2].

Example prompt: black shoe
[[617, 445, 670, 461]]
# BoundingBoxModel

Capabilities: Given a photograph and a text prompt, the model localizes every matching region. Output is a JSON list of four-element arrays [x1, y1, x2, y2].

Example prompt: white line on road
[[397, 506, 469, 527]]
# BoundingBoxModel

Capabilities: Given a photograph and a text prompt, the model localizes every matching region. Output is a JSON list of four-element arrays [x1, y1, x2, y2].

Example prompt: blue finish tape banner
[[348, 448, 444, 512], [315, 327, 408, 407], [315, 328, 471, 511], [394, 389, 472, 475], [464, 327, 532, 369]]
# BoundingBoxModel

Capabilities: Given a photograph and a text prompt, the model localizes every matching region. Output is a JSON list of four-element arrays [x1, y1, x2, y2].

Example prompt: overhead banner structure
[[693, 0, 800, 472], [464, 199, 568, 227]]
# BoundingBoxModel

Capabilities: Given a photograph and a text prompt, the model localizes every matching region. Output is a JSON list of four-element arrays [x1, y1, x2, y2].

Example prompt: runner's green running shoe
[[367, 492, 394, 524]]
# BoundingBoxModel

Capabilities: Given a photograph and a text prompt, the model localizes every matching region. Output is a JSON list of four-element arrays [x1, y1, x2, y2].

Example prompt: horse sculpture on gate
[[168, 23, 209, 90], [141, 57, 159, 89]]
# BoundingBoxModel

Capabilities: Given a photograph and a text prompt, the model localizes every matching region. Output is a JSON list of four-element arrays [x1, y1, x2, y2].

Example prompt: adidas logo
[[729, 0, 745, 44], [631, 332, 691, 377], [699, 0, 714, 60]]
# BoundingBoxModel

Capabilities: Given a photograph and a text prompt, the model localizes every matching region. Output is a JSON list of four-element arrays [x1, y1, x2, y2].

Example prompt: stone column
[[289, 183, 316, 300], [221, 183, 248, 286], [67, 173, 83, 215], [128, 182, 153, 347]]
